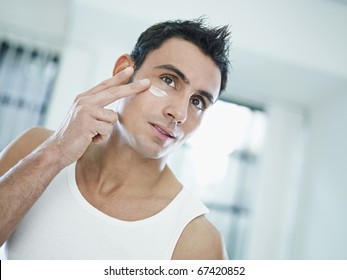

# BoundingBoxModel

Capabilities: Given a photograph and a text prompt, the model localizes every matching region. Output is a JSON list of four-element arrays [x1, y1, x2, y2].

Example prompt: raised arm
[[0, 66, 150, 245]]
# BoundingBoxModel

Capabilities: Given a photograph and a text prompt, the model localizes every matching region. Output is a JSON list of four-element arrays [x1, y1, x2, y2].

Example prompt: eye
[[190, 96, 206, 111], [161, 75, 176, 88]]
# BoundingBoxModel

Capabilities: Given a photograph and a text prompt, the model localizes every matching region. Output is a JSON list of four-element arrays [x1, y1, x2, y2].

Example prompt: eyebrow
[[154, 64, 216, 104], [199, 90, 215, 105], [154, 64, 190, 84]]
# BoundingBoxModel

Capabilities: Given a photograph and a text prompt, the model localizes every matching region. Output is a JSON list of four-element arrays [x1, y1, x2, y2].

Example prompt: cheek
[[187, 106, 204, 124], [133, 90, 161, 106], [114, 97, 140, 126], [118, 94, 147, 112], [118, 93, 159, 124], [113, 94, 137, 113], [181, 114, 203, 139]]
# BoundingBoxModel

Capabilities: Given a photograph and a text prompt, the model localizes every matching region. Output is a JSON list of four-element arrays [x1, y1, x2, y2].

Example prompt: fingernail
[[139, 79, 150, 86], [124, 67, 133, 74]]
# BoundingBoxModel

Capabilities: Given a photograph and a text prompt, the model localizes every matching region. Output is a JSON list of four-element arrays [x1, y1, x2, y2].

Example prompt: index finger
[[88, 67, 135, 96], [93, 77, 151, 107]]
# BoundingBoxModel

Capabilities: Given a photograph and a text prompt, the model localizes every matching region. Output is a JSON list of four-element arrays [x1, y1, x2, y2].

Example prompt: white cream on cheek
[[149, 85, 169, 97]]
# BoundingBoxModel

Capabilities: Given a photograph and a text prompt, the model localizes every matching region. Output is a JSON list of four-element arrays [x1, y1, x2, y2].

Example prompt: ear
[[112, 54, 135, 76]]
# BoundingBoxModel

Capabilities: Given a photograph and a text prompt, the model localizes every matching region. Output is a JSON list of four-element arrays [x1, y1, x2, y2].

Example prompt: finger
[[92, 108, 118, 124], [91, 121, 114, 144], [92, 78, 150, 107], [83, 67, 135, 98]]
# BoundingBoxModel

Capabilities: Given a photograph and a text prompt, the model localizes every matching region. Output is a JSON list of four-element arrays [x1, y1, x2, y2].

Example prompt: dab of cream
[[149, 85, 169, 97]]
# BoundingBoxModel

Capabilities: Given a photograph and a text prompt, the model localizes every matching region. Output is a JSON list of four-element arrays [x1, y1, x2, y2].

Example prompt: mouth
[[149, 123, 176, 139]]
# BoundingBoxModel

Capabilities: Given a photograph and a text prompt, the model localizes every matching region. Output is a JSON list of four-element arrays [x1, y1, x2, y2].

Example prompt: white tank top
[[6, 162, 208, 259]]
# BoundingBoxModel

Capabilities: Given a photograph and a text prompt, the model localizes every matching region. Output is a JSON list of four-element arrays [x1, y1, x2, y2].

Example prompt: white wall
[[245, 104, 307, 259], [292, 92, 347, 259], [243, 88, 347, 260], [0, 0, 70, 49]]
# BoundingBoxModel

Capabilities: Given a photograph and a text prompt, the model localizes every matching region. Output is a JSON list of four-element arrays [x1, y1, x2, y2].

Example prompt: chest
[[80, 188, 173, 221]]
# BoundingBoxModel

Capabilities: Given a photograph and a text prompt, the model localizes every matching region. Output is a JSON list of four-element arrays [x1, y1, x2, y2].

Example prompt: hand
[[46, 67, 150, 168]]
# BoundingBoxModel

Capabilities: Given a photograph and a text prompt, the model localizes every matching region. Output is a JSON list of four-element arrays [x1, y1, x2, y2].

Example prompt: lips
[[150, 123, 176, 139]]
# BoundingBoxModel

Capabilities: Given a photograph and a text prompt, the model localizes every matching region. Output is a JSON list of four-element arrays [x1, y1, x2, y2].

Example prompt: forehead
[[140, 38, 221, 97]]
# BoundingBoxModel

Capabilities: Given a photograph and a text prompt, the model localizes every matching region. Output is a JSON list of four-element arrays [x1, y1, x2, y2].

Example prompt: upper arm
[[0, 126, 53, 177], [172, 215, 228, 260]]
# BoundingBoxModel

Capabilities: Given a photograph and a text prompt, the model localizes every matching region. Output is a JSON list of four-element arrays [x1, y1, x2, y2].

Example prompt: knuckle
[[103, 87, 113, 97], [128, 81, 138, 90], [74, 94, 88, 106], [73, 93, 84, 103], [100, 79, 111, 88], [106, 86, 120, 97], [74, 103, 91, 117], [103, 109, 118, 123]]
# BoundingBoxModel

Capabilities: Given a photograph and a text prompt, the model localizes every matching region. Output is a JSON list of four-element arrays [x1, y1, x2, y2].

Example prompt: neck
[[77, 135, 170, 196]]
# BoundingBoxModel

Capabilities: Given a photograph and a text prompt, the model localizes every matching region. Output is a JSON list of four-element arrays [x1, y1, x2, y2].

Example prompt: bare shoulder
[[0, 126, 53, 176], [172, 215, 228, 260]]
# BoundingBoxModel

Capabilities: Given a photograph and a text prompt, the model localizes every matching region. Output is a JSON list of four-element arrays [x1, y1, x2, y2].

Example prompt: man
[[0, 18, 230, 259]]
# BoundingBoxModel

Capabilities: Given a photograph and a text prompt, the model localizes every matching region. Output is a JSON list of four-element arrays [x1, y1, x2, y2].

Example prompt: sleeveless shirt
[[6, 162, 208, 259]]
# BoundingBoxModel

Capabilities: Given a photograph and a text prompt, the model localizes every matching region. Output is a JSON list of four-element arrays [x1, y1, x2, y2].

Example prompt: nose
[[164, 95, 189, 124]]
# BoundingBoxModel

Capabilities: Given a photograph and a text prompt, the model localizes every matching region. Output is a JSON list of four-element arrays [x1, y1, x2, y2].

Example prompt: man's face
[[115, 38, 221, 159]]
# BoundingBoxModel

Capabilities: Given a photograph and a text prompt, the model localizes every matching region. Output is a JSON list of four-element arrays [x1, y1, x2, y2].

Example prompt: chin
[[135, 141, 176, 160]]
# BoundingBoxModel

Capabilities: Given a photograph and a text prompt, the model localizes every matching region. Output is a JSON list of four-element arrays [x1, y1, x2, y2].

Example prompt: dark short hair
[[130, 18, 231, 95]]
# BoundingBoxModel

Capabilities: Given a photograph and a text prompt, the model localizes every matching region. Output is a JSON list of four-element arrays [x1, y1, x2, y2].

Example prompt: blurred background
[[0, 0, 346, 259]]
